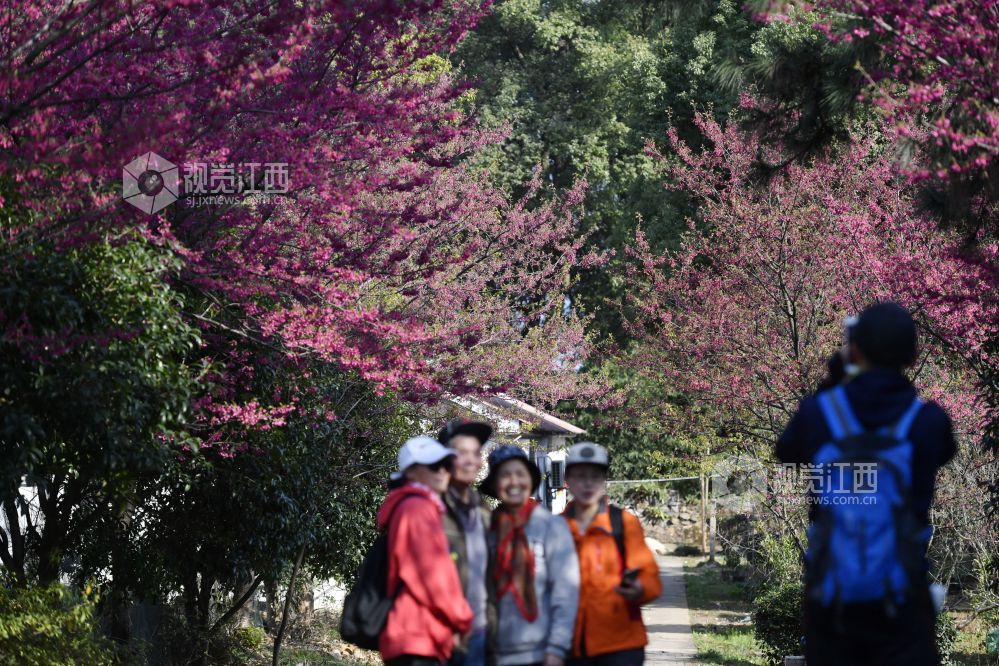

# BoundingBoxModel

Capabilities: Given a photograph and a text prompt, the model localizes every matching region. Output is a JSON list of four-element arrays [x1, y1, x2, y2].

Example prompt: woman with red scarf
[[481, 446, 580, 666]]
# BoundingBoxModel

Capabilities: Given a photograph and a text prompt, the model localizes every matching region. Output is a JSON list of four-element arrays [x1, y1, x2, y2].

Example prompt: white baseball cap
[[390, 436, 456, 482], [565, 441, 609, 470]]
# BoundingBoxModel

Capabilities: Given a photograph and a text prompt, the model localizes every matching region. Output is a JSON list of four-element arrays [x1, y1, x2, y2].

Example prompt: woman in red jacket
[[378, 436, 474, 665]]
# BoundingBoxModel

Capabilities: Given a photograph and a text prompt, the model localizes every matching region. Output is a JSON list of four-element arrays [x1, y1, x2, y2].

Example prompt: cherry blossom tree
[[627, 114, 991, 446], [1, 4, 605, 657], [0, 0, 604, 444], [757, 0, 998, 191]]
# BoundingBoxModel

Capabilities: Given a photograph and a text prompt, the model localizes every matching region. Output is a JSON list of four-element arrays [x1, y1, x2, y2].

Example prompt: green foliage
[[726, 6, 879, 159], [117, 355, 411, 662], [0, 583, 117, 666], [0, 237, 200, 582], [721, 545, 742, 572], [231, 624, 267, 658], [565, 359, 707, 483], [747, 532, 803, 591], [0, 237, 198, 461], [986, 627, 999, 655], [744, 531, 805, 663], [751, 580, 803, 665], [456, 0, 759, 340], [937, 611, 958, 666]]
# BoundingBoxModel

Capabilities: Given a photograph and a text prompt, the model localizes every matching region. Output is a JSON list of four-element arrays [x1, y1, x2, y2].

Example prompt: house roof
[[481, 394, 586, 436]]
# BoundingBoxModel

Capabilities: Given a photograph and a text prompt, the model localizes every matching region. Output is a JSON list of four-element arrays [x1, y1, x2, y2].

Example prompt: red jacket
[[377, 483, 473, 661]]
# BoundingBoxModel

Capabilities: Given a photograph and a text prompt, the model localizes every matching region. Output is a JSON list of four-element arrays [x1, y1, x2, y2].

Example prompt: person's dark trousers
[[804, 594, 939, 666], [567, 648, 645, 666], [386, 656, 443, 666], [447, 629, 487, 666]]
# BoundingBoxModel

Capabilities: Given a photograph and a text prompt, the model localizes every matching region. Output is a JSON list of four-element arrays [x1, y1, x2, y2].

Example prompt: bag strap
[[566, 499, 626, 566], [892, 397, 924, 440], [818, 385, 863, 440], [609, 503, 626, 567]]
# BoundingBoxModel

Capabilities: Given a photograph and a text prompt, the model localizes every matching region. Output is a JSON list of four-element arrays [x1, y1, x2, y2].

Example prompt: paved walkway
[[643, 555, 698, 665]]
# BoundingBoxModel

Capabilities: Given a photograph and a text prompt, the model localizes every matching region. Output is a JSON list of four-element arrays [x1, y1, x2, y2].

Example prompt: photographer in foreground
[[777, 302, 956, 665]]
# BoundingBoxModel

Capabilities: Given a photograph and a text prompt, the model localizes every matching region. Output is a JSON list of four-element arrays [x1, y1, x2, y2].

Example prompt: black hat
[[853, 302, 918, 368], [479, 445, 542, 499], [437, 418, 493, 447]]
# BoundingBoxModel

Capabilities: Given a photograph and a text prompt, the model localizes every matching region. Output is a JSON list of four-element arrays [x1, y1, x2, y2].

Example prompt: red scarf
[[493, 498, 539, 621]]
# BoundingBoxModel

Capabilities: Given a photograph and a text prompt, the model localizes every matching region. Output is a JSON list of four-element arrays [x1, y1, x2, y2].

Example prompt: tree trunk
[[272, 544, 306, 666], [107, 501, 136, 645], [0, 493, 27, 584]]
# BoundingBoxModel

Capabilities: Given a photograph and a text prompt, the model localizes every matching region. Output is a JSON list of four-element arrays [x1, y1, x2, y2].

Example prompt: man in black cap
[[438, 419, 494, 666], [777, 302, 956, 665]]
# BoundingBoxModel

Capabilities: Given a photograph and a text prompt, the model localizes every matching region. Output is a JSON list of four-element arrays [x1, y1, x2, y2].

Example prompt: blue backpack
[[805, 385, 930, 614]]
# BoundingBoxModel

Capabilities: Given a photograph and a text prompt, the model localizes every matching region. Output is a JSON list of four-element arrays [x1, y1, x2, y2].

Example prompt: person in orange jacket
[[561, 442, 662, 666], [378, 436, 474, 665]]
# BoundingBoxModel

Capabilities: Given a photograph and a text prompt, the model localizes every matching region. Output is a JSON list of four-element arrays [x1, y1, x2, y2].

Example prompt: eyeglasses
[[427, 459, 453, 473]]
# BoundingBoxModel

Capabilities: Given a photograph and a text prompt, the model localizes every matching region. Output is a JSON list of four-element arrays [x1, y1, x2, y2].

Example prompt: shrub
[[752, 581, 803, 665], [673, 544, 702, 556], [936, 611, 958, 666], [641, 505, 670, 525], [986, 627, 999, 654], [0, 583, 117, 666], [231, 624, 268, 660]]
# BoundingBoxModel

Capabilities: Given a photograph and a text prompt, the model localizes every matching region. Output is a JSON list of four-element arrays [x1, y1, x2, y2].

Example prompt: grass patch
[[269, 645, 374, 666], [949, 613, 999, 665], [683, 557, 766, 666]]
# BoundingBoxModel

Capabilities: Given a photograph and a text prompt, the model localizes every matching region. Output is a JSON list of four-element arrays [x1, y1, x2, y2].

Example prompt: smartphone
[[621, 567, 641, 585], [842, 315, 860, 376]]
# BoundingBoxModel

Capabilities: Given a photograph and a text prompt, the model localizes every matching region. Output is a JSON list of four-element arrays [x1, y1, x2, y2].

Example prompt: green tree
[[0, 582, 117, 666], [0, 238, 200, 586], [455, 0, 758, 339], [99, 350, 411, 664]]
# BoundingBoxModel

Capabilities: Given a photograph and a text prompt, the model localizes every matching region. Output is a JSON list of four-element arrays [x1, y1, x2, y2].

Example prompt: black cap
[[479, 445, 542, 499], [437, 418, 493, 447], [853, 302, 918, 368]]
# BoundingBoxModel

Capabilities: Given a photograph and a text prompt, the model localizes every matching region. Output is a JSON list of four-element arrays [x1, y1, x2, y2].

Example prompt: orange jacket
[[562, 500, 662, 657]]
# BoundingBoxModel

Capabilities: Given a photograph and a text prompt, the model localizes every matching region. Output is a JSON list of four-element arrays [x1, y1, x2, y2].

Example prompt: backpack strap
[[609, 503, 626, 567], [817, 385, 863, 440], [891, 397, 924, 440], [566, 499, 626, 565]]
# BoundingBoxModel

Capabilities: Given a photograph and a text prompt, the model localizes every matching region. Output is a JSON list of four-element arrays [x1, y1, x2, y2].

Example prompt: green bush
[[673, 544, 703, 556], [752, 581, 803, 665], [986, 627, 999, 654], [641, 505, 670, 525], [936, 611, 958, 666], [231, 624, 268, 660], [0, 583, 117, 666]]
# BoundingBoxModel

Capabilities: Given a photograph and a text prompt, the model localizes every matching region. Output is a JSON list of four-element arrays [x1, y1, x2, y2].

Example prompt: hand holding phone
[[616, 568, 644, 601], [621, 567, 641, 584]]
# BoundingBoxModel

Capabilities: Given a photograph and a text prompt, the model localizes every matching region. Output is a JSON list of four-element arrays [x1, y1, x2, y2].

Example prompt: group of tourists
[[374, 422, 662, 666], [361, 300, 955, 666]]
